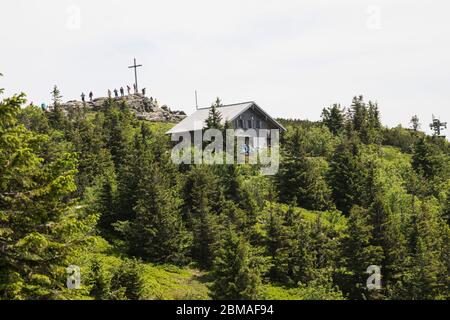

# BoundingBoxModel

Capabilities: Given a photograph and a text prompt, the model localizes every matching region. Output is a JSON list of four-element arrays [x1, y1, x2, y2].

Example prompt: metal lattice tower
[[430, 115, 447, 138]]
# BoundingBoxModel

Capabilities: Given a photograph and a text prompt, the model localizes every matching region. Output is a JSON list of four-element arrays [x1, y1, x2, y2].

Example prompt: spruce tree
[[409, 200, 449, 299], [219, 164, 242, 203], [104, 104, 131, 169], [110, 258, 145, 300], [328, 139, 367, 214], [205, 98, 224, 130], [321, 104, 345, 135], [183, 165, 220, 268], [96, 177, 117, 236], [366, 101, 382, 144], [89, 258, 111, 300], [382, 209, 415, 299], [342, 206, 384, 299], [261, 203, 320, 285], [210, 227, 263, 300], [278, 128, 333, 211], [263, 204, 288, 282], [410, 115, 421, 132], [285, 212, 321, 285], [122, 136, 191, 265], [115, 134, 142, 225], [346, 96, 382, 144], [0, 91, 96, 299], [350, 96, 368, 136], [412, 137, 443, 180], [48, 85, 67, 131], [70, 112, 115, 197], [444, 187, 450, 223]]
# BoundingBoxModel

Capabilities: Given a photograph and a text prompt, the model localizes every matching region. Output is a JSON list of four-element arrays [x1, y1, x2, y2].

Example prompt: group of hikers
[[81, 84, 147, 103], [80, 91, 94, 103]]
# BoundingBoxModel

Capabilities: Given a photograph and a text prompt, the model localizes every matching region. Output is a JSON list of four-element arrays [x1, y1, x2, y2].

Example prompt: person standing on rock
[[142, 88, 146, 96], [89, 91, 93, 102], [133, 83, 137, 94], [114, 89, 119, 98], [108, 89, 112, 98], [120, 87, 125, 97], [127, 85, 131, 95], [81, 92, 85, 103]]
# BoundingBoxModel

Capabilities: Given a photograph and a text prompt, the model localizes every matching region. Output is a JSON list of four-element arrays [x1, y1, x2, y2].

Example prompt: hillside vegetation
[[1, 87, 449, 300]]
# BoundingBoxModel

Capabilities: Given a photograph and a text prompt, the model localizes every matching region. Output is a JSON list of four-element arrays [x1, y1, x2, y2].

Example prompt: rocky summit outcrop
[[60, 93, 187, 122]]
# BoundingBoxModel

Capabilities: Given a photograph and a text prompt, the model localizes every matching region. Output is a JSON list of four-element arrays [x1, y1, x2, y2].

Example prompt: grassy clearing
[[141, 264, 210, 300]]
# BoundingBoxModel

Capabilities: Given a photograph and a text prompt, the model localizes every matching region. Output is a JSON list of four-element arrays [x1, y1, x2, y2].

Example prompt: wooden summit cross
[[128, 58, 143, 93]]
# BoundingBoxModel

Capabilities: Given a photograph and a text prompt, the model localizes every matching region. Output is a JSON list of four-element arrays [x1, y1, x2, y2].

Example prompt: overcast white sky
[[1, 0, 449, 134]]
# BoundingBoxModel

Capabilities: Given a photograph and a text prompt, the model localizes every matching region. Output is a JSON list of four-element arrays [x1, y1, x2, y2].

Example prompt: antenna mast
[[195, 90, 199, 110]]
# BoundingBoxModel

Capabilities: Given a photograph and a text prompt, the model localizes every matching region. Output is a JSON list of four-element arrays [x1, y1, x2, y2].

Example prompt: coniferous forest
[[1, 82, 449, 300]]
